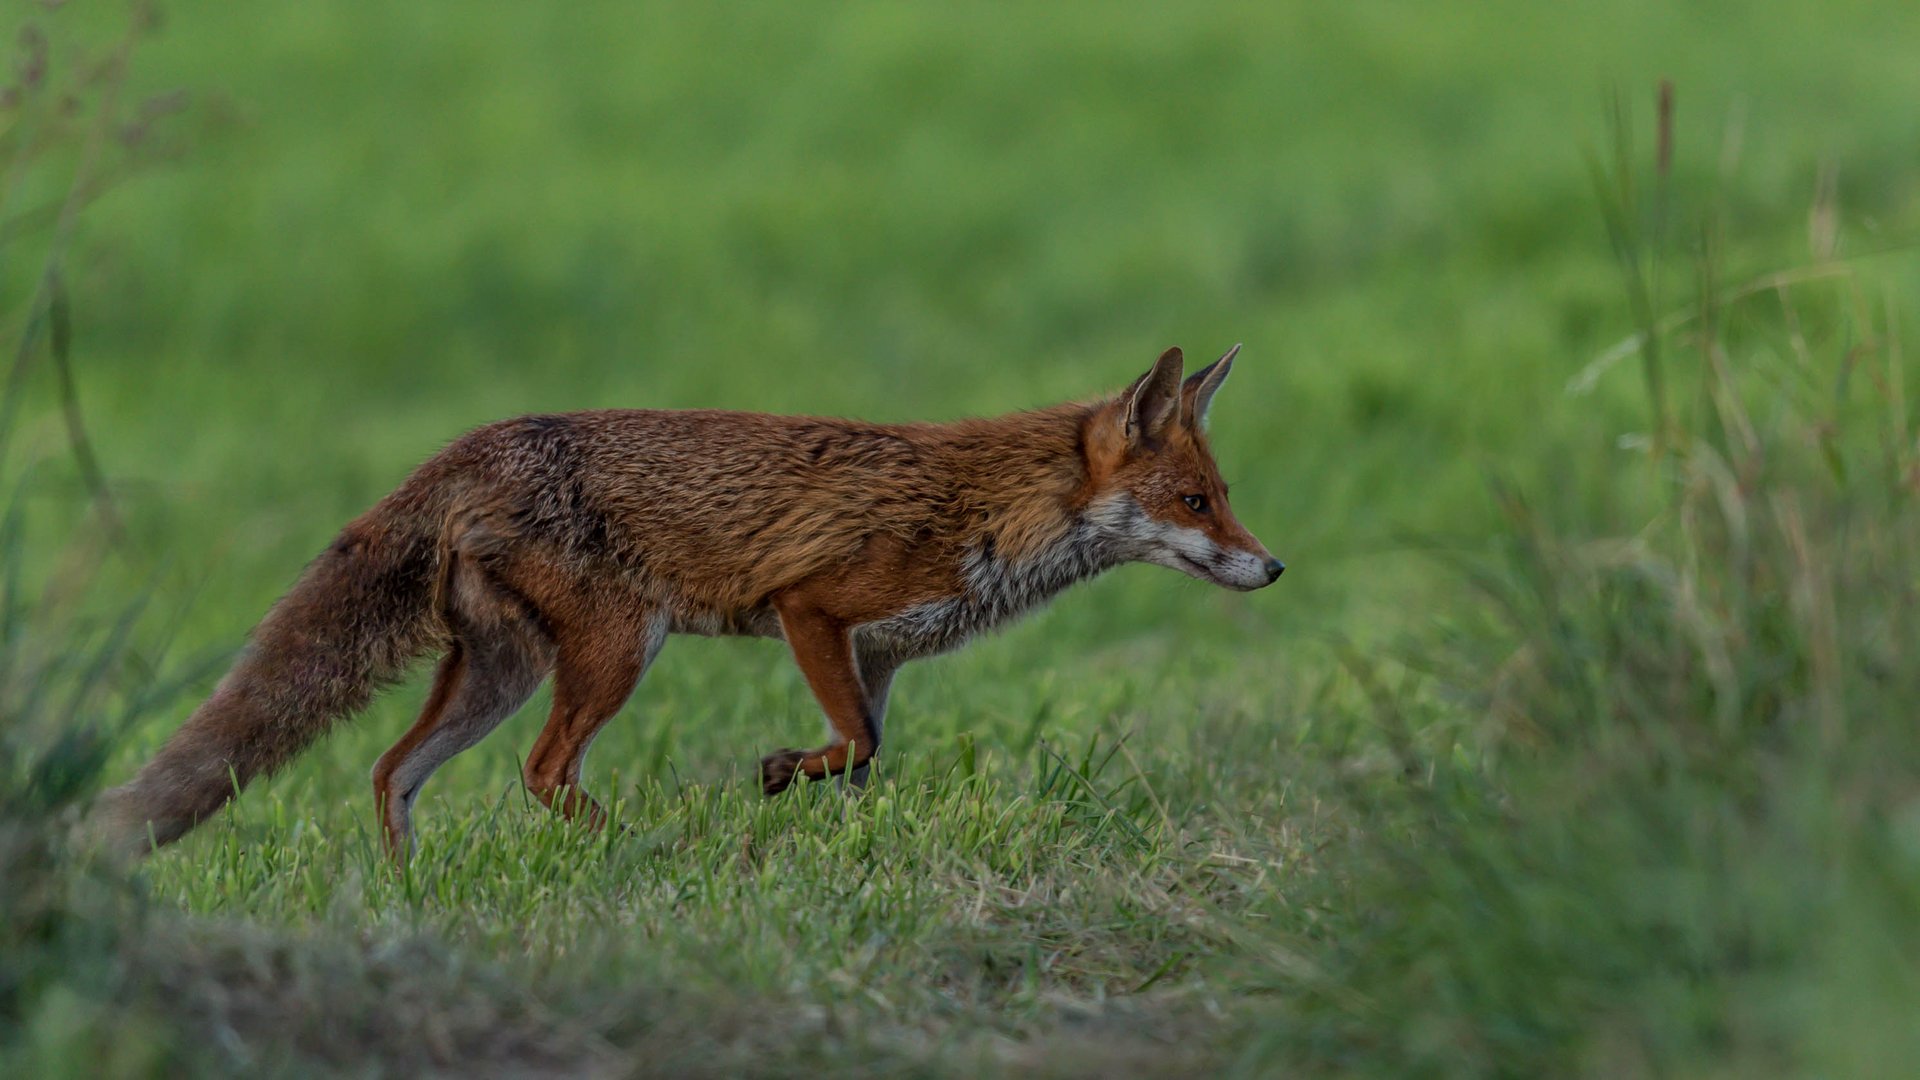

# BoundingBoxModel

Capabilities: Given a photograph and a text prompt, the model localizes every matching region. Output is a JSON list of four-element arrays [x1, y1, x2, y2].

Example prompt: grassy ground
[[6, 2, 1920, 1075]]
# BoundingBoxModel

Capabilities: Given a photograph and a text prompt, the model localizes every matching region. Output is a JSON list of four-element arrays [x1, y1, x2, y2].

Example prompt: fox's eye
[[1182, 494, 1209, 514]]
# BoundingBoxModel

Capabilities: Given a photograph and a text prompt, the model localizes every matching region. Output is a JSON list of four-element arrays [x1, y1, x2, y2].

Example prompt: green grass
[[6, 1, 1920, 1074]]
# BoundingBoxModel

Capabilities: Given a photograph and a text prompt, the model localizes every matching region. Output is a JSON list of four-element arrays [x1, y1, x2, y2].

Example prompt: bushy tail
[[94, 499, 446, 855]]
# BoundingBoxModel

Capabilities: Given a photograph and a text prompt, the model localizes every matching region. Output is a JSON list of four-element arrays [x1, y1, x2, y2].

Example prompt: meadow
[[5, 2, 1920, 1075]]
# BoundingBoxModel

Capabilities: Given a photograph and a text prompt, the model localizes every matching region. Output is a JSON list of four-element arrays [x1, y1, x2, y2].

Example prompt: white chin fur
[[1151, 549, 1271, 591], [1090, 495, 1271, 592]]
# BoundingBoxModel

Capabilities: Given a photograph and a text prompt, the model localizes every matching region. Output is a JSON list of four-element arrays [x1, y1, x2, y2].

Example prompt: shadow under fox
[[96, 346, 1283, 859]]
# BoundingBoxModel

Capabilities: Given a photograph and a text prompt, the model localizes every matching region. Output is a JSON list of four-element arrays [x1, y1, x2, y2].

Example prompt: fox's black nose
[[1263, 558, 1286, 583]]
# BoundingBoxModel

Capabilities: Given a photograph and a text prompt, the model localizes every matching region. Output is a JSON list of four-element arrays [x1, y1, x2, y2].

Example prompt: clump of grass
[[1238, 89, 1920, 1076], [0, 11, 204, 1068]]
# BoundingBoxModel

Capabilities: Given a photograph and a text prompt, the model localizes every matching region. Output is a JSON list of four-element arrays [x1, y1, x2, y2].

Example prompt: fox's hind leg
[[521, 605, 666, 829], [371, 553, 553, 861]]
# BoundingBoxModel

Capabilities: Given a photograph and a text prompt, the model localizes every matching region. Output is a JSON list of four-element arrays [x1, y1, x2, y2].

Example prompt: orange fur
[[93, 347, 1282, 861]]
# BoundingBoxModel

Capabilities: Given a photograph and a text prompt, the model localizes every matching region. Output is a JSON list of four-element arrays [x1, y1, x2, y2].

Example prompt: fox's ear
[[1123, 347, 1185, 448], [1181, 343, 1240, 430]]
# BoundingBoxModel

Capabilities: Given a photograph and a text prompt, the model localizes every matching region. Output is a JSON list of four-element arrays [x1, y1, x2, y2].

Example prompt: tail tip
[[81, 784, 168, 861]]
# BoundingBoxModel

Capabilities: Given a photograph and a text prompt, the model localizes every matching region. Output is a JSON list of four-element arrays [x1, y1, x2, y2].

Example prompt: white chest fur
[[853, 518, 1117, 663]]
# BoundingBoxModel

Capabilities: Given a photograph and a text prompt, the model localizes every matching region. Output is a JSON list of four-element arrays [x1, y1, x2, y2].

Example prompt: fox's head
[[1084, 345, 1284, 592]]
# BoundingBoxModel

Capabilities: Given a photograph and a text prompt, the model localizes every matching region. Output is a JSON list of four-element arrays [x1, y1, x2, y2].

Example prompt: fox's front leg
[[844, 654, 896, 790], [761, 598, 880, 796]]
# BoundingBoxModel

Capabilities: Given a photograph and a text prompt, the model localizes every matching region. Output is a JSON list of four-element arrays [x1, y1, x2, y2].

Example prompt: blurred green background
[[6, 2, 1920, 1072]]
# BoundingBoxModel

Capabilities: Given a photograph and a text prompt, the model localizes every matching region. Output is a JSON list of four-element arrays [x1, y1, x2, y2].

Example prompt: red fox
[[95, 345, 1282, 859]]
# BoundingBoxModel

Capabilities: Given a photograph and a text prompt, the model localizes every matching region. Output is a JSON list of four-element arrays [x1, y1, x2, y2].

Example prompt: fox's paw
[[760, 748, 807, 796]]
